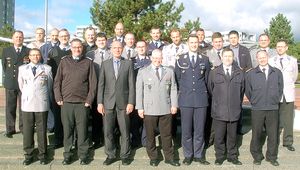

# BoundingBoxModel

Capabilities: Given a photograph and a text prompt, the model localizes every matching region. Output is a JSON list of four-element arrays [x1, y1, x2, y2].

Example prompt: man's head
[[256, 50, 269, 67], [211, 32, 223, 50], [124, 33, 135, 48], [12, 30, 24, 47], [151, 49, 163, 67], [276, 39, 288, 56], [95, 32, 107, 49], [50, 28, 59, 43], [258, 33, 270, 49], [84, 26, 96, 44], [114, 22, 124, 37], [221, 48, 234, 67], [58, 28, 70, 46], [111, 41, 123, 58], [196, 28, 205, 42], [70, 39, 83, 57], [35, 27, 45, 42], [28, 48, 42, 64], [150, 27, 161, 41], [228, 30, 239, 47], [187, 34, 199, 52], [170, 29, 181, 46], [136, 41, 147, 56]]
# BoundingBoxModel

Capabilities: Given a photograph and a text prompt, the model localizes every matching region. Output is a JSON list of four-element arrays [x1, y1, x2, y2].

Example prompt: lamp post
[[44, 0, 48, 41]]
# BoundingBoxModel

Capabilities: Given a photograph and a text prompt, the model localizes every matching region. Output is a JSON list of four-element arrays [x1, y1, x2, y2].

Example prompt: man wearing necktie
[[121, 33, 137, 60], [208, 48, 244, 166], [245, 50, 283, 166], [175, 34, 211, 165], [269, 40, 298, 152], [97, 41, 135, 166], [2, 30, 30, 138], [147, 27, 167, 55], [107, 22, 126, 48], [18, 48, 53, 165]]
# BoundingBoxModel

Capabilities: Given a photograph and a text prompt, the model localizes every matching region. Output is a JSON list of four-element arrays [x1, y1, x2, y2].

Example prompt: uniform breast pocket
[[215, 77, 224, 85], [144, 81, 153, 91], [39, 75, 48, 86]]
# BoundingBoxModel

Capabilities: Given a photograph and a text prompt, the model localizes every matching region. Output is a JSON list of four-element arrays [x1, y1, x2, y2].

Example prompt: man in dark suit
[[107, 22, 126, 48], [97, 41, 135, 166], [147, 27, 167, 55], [174, 34, 210, 165], [2, 30, 30, 138]]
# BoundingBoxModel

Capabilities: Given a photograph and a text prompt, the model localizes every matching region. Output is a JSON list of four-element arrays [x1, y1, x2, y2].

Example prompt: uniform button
[[193, 89, 195, 91], [193, 69, 195, 71], [13, 70, 16, 72], [13, 75, 16, 77], [193, 82, 195, 84], [193, 76, 195, 78]]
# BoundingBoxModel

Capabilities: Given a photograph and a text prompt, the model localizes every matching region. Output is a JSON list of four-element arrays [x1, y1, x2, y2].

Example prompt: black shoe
[[47, 128, 54, 133], [283, 145, 295, 151], [150, 159, 159, 166], [103, 158, 116, 165], [183, 157, 192, 165], [4, 132, 15, 138], [165, 159, 180, 166], [23, 158, 33, 165], [62, 158, 71, 165], [253, 159, 262, 165], [194, 158, 210, 165], [80, 158, 89, 165], [227, 158, 242, 165], [40, 159, 47, 165], [266, 158, 279, 166], [121, 158, 130, 165], [215, 159, 225, 165]]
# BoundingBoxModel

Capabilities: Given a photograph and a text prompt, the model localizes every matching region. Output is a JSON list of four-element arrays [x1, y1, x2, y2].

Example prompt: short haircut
[[150, 27, 161, 33], [70, 38, 83, 45], [222, 48, 234, 56], [196, 28, 205, 32], [151, 49, 163, 58], [136, 40, 148, 47], [259, 33, 270, 39], [13, 30, 24, 36], [29, 48, 41, 55], [212, 32, 223, 40], [35, 27, 45, 33], [277, 39, 288, 45], [256, 49, 268, 57], [228, 30, 239, 37], [169, 28, 180, 35], [96, 32, 107, 40], [188, 34, 199, 40], [85, 26, 96, 32]]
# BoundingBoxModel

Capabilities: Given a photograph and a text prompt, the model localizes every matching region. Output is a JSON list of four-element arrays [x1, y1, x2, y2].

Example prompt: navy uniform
[[174, 52, 210, 162], [2, 45, 30, 136], [147, 40, 167, 56]]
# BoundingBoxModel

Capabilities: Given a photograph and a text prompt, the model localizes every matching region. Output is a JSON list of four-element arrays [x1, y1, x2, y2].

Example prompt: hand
[[84, 103, 90, 107], [97, 104, 105, 115], [138, 110, 144, 118], [170, 107, 177, 114], [126, 104, 134, 114], [57, 101, 63, 106]]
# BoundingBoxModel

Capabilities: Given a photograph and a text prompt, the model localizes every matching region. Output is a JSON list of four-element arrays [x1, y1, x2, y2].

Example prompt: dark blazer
[[97, 57, 135, 109], [147, 41, 167, 55], [174, 52, 210, 107], [225, 44, 252, 71], [208, 64, 245, 121], [2, 46, 30, 90], [245, 65, 283, 110]]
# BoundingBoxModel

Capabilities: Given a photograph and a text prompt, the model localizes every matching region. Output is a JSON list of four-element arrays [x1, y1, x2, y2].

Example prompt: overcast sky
[[15, 0, 300, 41]]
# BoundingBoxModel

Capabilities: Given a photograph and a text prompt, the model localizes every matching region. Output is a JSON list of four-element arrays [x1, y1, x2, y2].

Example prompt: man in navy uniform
[[147, 27, 167, 55], [175, 34, 210, 165]]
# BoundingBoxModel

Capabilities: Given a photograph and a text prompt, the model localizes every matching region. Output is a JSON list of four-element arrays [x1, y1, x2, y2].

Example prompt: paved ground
[[0, 88, 300, 169]]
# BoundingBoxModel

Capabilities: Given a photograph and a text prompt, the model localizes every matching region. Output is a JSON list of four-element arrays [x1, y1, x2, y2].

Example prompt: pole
[[44, 0, 48, 42]]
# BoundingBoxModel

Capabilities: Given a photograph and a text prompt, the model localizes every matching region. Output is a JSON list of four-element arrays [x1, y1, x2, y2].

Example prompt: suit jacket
[[18, 63, 53, 112], [2, 46, 30, 90], [225, 44, 252, 71], [136, 65, 178, 116], [121, 47, 138, 60], [97, 57, 135, 109], [250, 47, 277, 67], [269, 55, 298, 102], [206, 48, 222, 68]]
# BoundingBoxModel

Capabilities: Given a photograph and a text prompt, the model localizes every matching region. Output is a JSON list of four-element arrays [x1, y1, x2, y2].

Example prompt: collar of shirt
[[72, 56, 80, 60], [87, 42, 95, 47], [260, 47, 270, 52], [113, 57, 121, 62], [153, 40, 161, 46], [116, 36, 123, 41], [60, 44, 70, 50], [230, 44, 239, 49], [125, 46, 133, 52], [138, 55, 146, 60], [29, 62, 39, 68], [259, 65, 269, 72], [51, 41, 59, 47], [14, 46, 22, 51], [214, 48, 222, 54], [223, 65, 232, 75]]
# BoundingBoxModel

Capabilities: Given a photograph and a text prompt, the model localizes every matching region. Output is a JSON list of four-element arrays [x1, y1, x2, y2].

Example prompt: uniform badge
[[6, 57, 11, 67]]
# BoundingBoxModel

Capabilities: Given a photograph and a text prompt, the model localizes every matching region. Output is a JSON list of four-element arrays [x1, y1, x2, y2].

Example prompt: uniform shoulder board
[[246, 68, 253, 73], [61, 56, 68, 60], [86, 57, 93, 60]]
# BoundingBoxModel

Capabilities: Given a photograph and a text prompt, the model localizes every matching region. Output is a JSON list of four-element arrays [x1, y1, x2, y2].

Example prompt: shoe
[[23, 158, 33, 165], [121, 158, 130, 165], [62, 158, 71, 165], [266, 158, 279, 166], [227, 158, 242, 165], [253, 159, 261, 165], [283, 145, 295, 151], [103, 158, 116, 165], [4, 132, 15, 138], [215, 159, 225, 165], [183, 157, 192, 165], [194, 158, 210, 165], [150, 159, 159, 166], [165, 159, 180, 166], [80, 158, 89, 165], [40, 159, 47, 165]]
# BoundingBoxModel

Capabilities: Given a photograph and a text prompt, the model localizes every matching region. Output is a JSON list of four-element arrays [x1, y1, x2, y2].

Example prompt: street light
[[44, 0, 48, 41]]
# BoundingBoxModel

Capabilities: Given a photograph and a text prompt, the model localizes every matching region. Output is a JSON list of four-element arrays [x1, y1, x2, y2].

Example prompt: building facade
[[0, 0, 15, 29]]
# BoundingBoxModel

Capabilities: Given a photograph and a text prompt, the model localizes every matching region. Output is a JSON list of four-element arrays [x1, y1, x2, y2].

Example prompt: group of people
[[1, 22, 298, 167]]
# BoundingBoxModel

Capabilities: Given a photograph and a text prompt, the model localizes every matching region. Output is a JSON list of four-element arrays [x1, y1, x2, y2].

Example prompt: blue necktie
[[32, 66, 37, 76]]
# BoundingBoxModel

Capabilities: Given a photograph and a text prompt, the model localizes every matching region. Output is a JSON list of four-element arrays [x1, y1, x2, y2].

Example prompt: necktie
[[16, 48, 20, 55], [226, 68, 230, 79], [117, 38, 121, 42], [127, 49, 131, 59], [100, 51, 104, 60], [217, 51, 221, 59], [191, 55, 196, 67], [155, 42, 158, 48], [280, 58, 284, 68], [32, 66, 37, 76], [262, 68, 267, 80], [155, 67, 160, 80], [115, 60, 120, 78], [175, 46, 179, 53], [62, 48, 66, 51], [74, 57, 79, 62]]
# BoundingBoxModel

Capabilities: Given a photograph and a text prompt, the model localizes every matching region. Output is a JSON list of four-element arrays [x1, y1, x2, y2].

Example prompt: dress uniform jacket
[[18, 64, 53, 112], [269, 55, 298, 102], [208, 64, 245, 121], [245, 65, 283, 110], [162, 43, 188, 69], [147, 41, 167, 55], [136, 65, 178, 115], [2, 46, 30, 90], [175, 53, 210, 108]]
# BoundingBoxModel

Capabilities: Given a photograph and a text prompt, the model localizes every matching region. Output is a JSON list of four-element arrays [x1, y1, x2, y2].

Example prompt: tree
[[265, 13, 294, 48], [0, 24, 14, 56], [90, 0, 187, 41]]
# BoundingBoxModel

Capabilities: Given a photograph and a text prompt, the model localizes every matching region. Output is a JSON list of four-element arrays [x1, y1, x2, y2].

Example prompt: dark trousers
[[204, 101, 214, 147], [91, 101, 103, 145], [23, 111, 48, 160], [250, 110, 279, 161], [144, 114, 174, 161], [130, 110, 143, 147], [61, 103, 89, 160], [5, 89, 22, 133], [50, 98, 63, 145], [180, 107, 207, 158], [103, 107, 130, 159], [213, 119, 238, 160], [279, 97, 294, 146]]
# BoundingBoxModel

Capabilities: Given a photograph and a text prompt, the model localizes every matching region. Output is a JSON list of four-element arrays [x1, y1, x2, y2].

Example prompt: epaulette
[[61, 56, 68, 60], [86, 57, 93, 60], [246, 68, 253, 73]]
